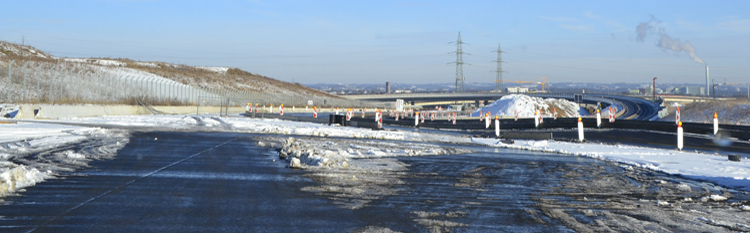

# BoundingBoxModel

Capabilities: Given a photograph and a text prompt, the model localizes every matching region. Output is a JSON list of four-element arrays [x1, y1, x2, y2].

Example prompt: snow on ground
[[471, 94, 582, 118], [472, 138, 750, 191], [63, 58, 127, 67], [3, 113, 749, 202], [0, 122, 128, 197], [197, 66, 229, 74]]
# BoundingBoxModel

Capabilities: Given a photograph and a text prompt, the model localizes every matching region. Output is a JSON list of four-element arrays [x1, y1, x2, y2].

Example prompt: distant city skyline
[[1, 0, 749, 84]]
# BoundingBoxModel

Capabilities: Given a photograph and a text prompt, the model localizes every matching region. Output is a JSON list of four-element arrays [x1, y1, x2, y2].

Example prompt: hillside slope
[[0, 40, 340, 105]]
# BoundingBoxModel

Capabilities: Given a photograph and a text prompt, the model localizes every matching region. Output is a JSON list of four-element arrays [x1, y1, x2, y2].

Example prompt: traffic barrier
[[376, 110, 382, 129], [608, 107, 615, 123], [480, 111, 483, 122], [596, 109, 601, 128], [452, 113, 456, 125], [676, 107, 681, 124], [421, 112, 425, 123], [539, 110, 543, 124], [430, 112, 434, 121], [514, 110, 518, 122], [396, 111, 399, 121], [246, 103, 250, 112], [534, 110, 539, 128], [280, 104, 284, 115], [677, 121, 683, 150], [362, 108, 365, 118], [313, 106, 318, 118], [346, 108, 352, 121]]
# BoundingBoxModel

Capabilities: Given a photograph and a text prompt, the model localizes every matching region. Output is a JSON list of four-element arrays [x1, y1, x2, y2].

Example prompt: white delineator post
[[270, 104, 273, 113], [534, 111, 539, 128], [292, 106, 295, 112], [246, 103, 250, 112], [313, 106, 318, 118], [415, 111, 419, 127], [306, 106, 308, 112], [494, 116, 500, 137], [485, 113, 490, 129], [677, 121, 683, 150], [280, 104, 284, 115], [336, 107, 339, 115], [578, 117, 584, 142], [713, 112, 718, 135], [676, 107, 681, 124], [596, 109, 601, 128]]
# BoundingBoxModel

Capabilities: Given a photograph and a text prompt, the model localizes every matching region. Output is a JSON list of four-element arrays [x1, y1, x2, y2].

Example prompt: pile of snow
[[268, 137, 471, 169], [135, 62, 160, 68], [471, 94, 582, 117], [0, 122, 128, 197], [472, 138, 750, 191]]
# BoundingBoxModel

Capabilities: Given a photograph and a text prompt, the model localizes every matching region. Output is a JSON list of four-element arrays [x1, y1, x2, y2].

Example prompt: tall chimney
[[706, 66, 710, 96]]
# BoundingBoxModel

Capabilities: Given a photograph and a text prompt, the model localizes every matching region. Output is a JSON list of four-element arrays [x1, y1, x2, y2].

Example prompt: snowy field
[[1, 114, 749, 200]]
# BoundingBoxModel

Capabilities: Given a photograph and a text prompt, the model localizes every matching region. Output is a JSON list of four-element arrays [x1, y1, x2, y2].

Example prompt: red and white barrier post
[[376, 110, 383, 129], [480, 111, 483, 122], [554, 108, 558, 120], [430, 112, 434, 121], [421, 112, 425, 123], [485, 113, 490, 129], [313, 106, 318, 118], [346, 108, 352, 121], [514, 110, 518, 122], [609, 107, 615, 123], [676, 107, 681, 124], [539, 109, 544, 124], [596, 109, 601, 128], [677, 121, 683, 150], [713, 112, 718, 135], [254, 104, 258, 114], [280, 104, 284, 115], [452, 113, 456, 125], [578, 117, 584, 142], [395, 111, 399, 121], [495, 116, 500, 137], [362, 108, 366, 118]]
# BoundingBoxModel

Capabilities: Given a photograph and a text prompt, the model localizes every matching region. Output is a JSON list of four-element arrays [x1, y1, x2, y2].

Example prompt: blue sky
[[2, 0, 749, 85]]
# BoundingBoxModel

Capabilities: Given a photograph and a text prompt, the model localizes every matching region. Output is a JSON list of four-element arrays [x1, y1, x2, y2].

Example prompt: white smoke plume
[[636, 15, 705, 65]]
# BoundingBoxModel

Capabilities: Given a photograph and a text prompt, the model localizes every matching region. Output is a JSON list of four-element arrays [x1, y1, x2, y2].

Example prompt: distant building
[[386, 82, 391, 94], [506, 87, 529, 93], [674, 86, 705, 96], [628, 89, 640, 94]]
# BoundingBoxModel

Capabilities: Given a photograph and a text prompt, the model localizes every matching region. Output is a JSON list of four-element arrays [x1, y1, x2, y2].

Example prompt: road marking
[[27, 137, 238, 233]]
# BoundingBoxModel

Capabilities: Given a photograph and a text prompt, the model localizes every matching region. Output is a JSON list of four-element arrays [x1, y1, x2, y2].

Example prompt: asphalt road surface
[[1, 131, 746, 232]]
